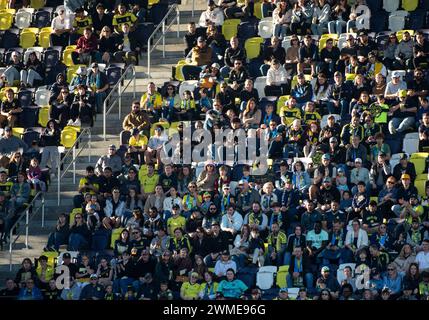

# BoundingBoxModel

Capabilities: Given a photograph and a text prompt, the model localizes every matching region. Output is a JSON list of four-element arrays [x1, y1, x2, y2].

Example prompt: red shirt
[[76, 35, 98, 53]]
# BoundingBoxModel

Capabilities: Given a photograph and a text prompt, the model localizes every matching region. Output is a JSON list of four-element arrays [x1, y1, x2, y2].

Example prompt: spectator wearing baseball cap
[[392, 153, 416, 183], [385, 69, 407, 101]]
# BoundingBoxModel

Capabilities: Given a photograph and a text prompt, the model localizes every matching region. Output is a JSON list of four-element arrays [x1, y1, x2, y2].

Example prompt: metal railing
[[57, 128, 92, 205], [8, 192, 45, 271], [147, 4, 180, 77], [103, 64, 137, 140]]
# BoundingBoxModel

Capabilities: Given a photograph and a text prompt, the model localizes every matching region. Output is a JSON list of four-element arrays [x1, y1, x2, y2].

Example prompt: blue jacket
[[18, 287, 43, 300]]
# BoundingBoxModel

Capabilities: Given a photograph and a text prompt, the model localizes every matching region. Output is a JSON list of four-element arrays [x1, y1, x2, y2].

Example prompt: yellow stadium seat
[[320, 33, 339, 40], [20, 31, 37, 49], [410, 158, 426, 174], [410, 152, 429, 159], [276, 95, 290, 115], [12, 127, 24, 138], [38, 106, 50, 127], [148, 0, 160, 5], [370, 196, 378, 203], [276, 265, 289, 288], [110, 227, 125, 249], [222, 19, 240, 41], [61, 127, 78, 148], [63, 49, 75, 67], [22, 27, 40, 34], [66, 45, 77, 51], [30, 0, 46, 9], [415, 179, 427, 197], [174, 59, 189, 82], [0, 12, 13, 30], [39, 30, 51, 48], [291, 74, 311, 89], [41, 26, 53, 33], [396, 30, 415, 41], [150, 121, 170, 137], [245, 37, 264, 60], [254, 1, 263, 20], [0, 0, 7, 9]]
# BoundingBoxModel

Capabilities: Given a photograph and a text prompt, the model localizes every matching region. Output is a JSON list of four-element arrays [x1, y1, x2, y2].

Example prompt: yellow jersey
[[141, 92, 163, 110], [167, 215, 186, 235], [181, 282, 201, 299], [129, 134, 148, 148], [73, 16, 93, 35], [112, 12, 137, 30], [140, 171, 159, 194]]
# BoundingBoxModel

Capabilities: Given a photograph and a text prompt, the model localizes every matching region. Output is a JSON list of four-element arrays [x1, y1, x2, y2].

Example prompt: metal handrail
[[57, 128, 92, 205], [147, 4, 180, 77], [103, 64, 137, 140], [8, 191, 45, 271]]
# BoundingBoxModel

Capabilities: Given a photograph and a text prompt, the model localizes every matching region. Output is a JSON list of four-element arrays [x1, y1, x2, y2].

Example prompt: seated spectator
[[216, 268, 248, 299], [45, 213, 69, 251], [114, 23, 141, 66], [388, 90, 417, 135], [95, 145, 122, 176], [272, 1, 292, 39], [50, 6, 72, 48], [144, 125, 168, 167], [98, 26, 117, 64], [0, 89, 22, 128], [112, 3, 138, 34], [291, 73, 313, 108], [393, 31, 414, 70], [20, 51, 45, 88], [290, 0, 313, 36], [327, 0, 350, 35], [265, 58, 288, 96], [311, 0, 331, 35], [182, 37, 213, 81], [198, 1, 224, 30], [1, 51, 24, 87], [71, 28, 99, 65], [86, 62, 109, 113], [298, 35, 318, 76]]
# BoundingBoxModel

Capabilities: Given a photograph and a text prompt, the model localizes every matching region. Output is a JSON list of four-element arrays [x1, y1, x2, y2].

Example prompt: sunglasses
[[387, 268, 395, 271], [387, 181, 395, 184]]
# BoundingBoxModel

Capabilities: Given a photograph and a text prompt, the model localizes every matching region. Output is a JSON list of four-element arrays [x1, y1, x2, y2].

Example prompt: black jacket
[[224, 46, 247, 68], [206, 231, 229, 254]]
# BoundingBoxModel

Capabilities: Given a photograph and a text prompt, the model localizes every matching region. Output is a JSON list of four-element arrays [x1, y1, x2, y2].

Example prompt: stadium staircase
[[0, 0, 206, 280]]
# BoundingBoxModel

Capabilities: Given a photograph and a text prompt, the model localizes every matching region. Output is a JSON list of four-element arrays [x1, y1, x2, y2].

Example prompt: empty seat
[[256, 266, 277, 290], [35, 88, 50, 106], [258, 18, 273, 39], [14, 11, 32, 29], [253, 76, 267, 98]]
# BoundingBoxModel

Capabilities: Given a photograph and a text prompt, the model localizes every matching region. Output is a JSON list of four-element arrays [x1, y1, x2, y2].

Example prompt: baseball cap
[[323, 177, 332, 183], [4, 126, 11, 132], [322, 153, 331, 160], [211, 221, 220, 227], [398, 89, 407, 98], [221, 250, 230, 256], [211, 63, 220, 69], [410, 194, 418, 199], [355, 158, 362, 163], [392, 71, 400, 78], [108, 144, 116, 150], [337, 167, 344, 173], [208, 0, 215, 5], [90, 274, 98, 280], [191, 272, 199, 278], [329, 137, 337, 143], [63, 252, 71, 259], [279, 288, 288, 293], [197, 36, 206, 42], [222, 184, 230, 189], [321, 266, 330, 272], [401, 173, 410, 180], [238, 179, 247, 185], [400, 153, 409, 160], [172, 203, 180, 209]]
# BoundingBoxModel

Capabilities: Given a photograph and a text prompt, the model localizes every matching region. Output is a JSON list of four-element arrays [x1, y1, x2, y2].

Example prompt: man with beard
[[326, 136, 346, 169], [276, 178, 300, 233], [122, 100, 151, 135], [306, 222, 329, 270], [392, 154, 416, 184], [325, 200, 346, 231], [392, 174, 418, 217], [244, 202, 269, 239], [202, 204, 220, 232], [266, 221, 288, 266]]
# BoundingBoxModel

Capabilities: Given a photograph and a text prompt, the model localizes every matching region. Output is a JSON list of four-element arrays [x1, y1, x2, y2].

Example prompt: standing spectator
[[86, 62, 109, 113]]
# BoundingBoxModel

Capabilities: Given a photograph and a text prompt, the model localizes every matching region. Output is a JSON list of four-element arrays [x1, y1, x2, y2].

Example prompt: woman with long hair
[[273, 1, 292, 39], [240, 98, 262, 129], [20, 51, 45, 88], [8, 152, 26, 179], [403, 262, 420, 295], [312, 73, 331, 114], [98, 26, 117, 64]]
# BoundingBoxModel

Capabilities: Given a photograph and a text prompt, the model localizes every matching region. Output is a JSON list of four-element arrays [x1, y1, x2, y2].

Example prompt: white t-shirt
[[415, 251, 429, 270], [51, 16, 72, 30]]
